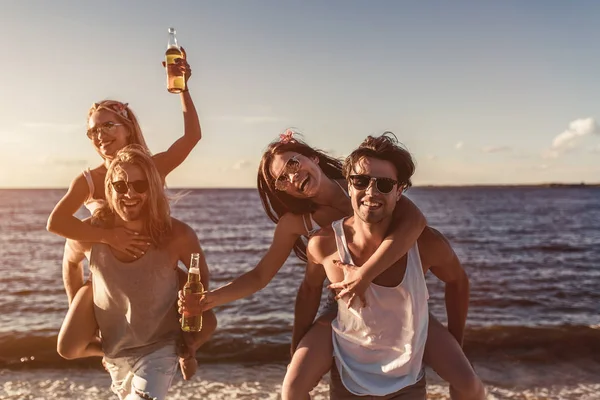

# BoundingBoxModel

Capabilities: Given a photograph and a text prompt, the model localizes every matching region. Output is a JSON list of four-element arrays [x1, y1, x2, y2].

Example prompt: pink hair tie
[[91, 101, 130, 120], [279, 129, 295, 143], [113, 102, 129, 119]]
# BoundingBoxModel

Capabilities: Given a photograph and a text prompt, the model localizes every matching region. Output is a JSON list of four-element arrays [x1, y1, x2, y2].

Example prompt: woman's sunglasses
[[349, 175, 399, 194], [86, 121, 124, 140], [274, 156, 302, 191], [111, 180, 149, 194]]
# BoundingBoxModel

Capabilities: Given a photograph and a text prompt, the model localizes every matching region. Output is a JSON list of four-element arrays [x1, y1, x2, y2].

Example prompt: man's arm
[[291, 236, 328, 355], [419, 227, 470, 346], [63, 239, 88, 304], [177, 221, 210, 290]]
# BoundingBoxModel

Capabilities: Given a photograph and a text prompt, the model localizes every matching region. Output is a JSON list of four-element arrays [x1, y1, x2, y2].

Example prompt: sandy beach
[[2, 361, 600, 400]]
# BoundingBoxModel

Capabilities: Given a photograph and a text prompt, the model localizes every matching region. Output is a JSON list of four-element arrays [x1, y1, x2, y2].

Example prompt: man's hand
[[327, 260, 368, 308]]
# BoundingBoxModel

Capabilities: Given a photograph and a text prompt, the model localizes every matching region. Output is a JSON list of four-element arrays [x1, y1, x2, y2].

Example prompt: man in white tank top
[[292, 134, 474, 399]]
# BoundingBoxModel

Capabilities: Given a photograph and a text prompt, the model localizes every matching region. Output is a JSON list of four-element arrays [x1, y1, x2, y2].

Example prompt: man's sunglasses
[[111, 180, 149, 194], [86, 121, 124, 140], [274, 155, 301, 191], [349, 175, 399, 194]]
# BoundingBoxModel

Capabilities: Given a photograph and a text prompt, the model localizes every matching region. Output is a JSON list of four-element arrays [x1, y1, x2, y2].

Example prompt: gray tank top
[[90, 244, 181, 358]]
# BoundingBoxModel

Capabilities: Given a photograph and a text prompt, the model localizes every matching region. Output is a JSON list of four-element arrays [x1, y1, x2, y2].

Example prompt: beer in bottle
[[181, 253, 204, 332], [165, 27, 186, 93]]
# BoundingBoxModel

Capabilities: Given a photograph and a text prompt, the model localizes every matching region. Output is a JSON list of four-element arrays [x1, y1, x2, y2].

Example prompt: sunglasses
[[111, 180, 149, 194], [274, 155, 302, 191], [349, 175, 399, 194], [86, 121, 124, 140]]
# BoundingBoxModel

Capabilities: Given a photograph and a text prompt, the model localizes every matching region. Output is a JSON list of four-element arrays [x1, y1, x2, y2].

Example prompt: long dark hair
[[257, 134, 343, 261]]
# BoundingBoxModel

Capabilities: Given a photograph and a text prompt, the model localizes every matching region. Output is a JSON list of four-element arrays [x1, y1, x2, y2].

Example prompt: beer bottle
[[165, 27, 186, 93], [181, 253, 204, 332]]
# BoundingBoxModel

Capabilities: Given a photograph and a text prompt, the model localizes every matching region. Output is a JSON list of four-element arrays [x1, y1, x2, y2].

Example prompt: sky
[[1, 0, 599, 188]]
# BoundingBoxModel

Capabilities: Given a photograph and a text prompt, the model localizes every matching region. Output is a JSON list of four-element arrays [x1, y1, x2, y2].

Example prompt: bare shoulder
[[417, 226, 447, 248], [417, 226, 454, 264], [168, 218, 202, 261], [276, 212, 308, 236], [306, 225, 336, 263], [170, 218, 198, 241], [68, 172, 91, 193]]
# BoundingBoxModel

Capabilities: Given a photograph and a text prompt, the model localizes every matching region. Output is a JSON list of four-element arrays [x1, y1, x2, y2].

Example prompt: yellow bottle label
[[166, 54, 181, 65]]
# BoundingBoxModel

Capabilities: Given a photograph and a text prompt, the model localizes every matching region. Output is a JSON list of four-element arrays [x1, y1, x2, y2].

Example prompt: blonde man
[[59, 145, 216, 400]]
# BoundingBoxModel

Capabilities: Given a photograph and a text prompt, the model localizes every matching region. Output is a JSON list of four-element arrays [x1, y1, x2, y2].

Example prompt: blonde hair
[[88, 100, 150, 155], [93, 144, 171, 246]]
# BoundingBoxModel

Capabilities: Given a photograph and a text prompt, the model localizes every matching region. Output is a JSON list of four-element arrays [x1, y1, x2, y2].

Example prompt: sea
[[1, 187, 599, 399]]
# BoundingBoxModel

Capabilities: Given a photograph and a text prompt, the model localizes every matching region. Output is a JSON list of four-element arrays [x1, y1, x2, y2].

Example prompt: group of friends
[[47, 52, 487, 399]]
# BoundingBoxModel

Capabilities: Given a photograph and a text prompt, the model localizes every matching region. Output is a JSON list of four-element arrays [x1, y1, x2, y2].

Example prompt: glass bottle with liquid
[[165, 27, 186, 93], [181, 253, 204, 332]]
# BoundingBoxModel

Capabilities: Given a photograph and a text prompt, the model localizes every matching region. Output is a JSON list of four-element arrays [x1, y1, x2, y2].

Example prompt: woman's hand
[[162, 47, 192, 84], [104, 227, 151, 258], [180, 47, 192, 84], [178, 289, 212, 316], [327, 260, 368, 308]]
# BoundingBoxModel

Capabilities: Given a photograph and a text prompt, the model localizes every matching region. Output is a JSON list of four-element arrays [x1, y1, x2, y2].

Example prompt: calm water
[[0, 187, 599, 398]]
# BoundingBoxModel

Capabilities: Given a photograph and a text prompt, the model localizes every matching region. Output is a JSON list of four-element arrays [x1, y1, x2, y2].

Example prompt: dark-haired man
[[293, 134, 485, 399]]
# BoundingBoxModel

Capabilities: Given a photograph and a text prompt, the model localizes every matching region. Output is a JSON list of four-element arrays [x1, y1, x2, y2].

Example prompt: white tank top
[[330, 218, 429, 396], [82, 169, 106, 214]]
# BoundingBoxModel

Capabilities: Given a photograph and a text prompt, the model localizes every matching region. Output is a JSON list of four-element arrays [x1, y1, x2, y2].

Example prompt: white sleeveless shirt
[[331, 218, 429, 396], [82, 168, 106, 214]]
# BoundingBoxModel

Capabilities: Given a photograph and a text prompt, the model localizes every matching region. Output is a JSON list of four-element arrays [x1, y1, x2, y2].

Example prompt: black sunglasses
[[86, 121, 124, 140], [111, 180, 149, 194], [349, 175, 399, 194]]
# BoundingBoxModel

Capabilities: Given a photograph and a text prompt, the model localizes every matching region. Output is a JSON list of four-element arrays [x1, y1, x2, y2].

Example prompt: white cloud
[[426, 154, 437, 160], [552, 117, 599, 149], [232, 160, 252, 170], [455, 141, 463, 150], [536, 164, 550, 170], [481, 146, 511, 153], [591, 145, 600, 154]]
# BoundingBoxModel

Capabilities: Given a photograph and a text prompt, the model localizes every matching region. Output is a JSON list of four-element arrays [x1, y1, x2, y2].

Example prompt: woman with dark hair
[[182, 131, 483, 399]]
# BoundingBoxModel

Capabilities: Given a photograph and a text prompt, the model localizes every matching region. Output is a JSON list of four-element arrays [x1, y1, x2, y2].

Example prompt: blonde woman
[[50, 51, 208, 378]]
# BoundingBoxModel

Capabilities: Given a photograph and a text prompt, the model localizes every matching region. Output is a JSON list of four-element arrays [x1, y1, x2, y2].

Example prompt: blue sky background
[[1, 1, 599, 188]]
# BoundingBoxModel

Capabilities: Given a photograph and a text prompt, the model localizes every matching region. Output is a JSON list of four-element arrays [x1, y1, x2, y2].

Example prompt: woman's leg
[[57, 282, 103, 359], [424, 314, 485, 400], [281, 314, 335, 400]]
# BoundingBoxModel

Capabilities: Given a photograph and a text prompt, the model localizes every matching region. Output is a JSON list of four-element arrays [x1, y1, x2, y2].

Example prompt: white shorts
[[103, 341, 179, 400]]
